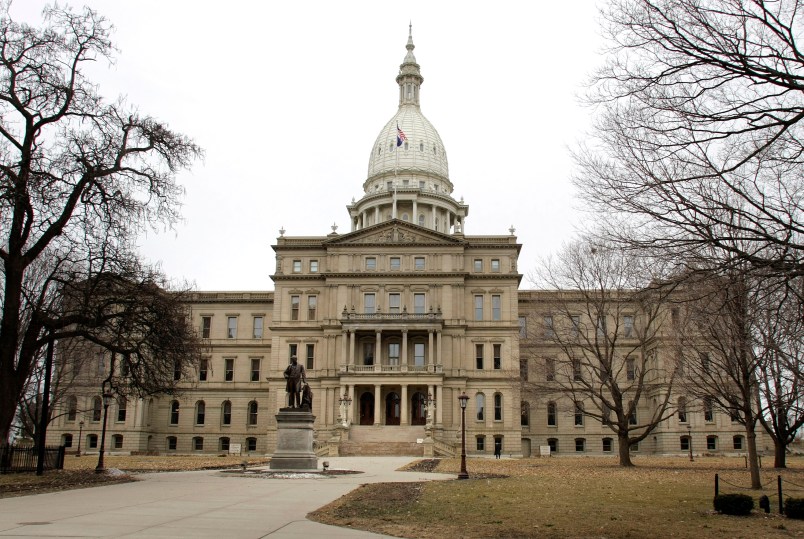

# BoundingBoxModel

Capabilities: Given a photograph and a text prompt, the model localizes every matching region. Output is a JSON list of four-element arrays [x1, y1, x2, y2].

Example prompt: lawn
[[309, 456, 804, 539], [0, 454, 270, 498]]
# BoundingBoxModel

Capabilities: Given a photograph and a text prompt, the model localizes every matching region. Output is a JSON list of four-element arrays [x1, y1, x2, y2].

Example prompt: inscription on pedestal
[[270, 410, 318, 471]]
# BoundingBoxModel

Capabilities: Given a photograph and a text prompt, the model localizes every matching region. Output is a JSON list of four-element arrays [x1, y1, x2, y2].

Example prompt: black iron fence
[[0, 443, 66, 473]]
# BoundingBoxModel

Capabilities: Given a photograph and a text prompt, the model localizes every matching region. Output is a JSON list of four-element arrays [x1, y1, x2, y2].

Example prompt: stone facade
[[45, 29, 770, 459]]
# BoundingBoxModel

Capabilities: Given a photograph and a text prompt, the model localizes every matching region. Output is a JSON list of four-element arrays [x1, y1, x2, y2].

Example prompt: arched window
[[476, 393, 485, 421], [112, 434, 123, 449], [575, 438, 586, 452], [219, 437, 230, 451], [195, 401, 206, 425], [680, 435, 691, 451], [418, 214, 425, 226], [92, 396, 102, 422], [248, 401, 258, 425], [547, 437, 558, 453], [678, 396, 687, 423], [62, 433, 73, 448], [166, 436, 177, 451], [411, 392, 426, 425], [67, 396, 77, 421], [117, 397, 127, 422], [246, 437, 257, 452], [222, 401, 232, 425], [494, 393, 503, 421], [170, 400, 180, 425], [193, 436, 204, 451]]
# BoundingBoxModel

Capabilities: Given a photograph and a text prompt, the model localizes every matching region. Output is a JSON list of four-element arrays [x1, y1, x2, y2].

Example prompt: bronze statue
[[283, 355, 307, 408]]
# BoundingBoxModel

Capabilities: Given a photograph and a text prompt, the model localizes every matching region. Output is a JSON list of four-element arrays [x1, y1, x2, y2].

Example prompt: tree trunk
[[618, 433, 633, 466], [745, 423, 761, 489], [774, 439, 787, 469]]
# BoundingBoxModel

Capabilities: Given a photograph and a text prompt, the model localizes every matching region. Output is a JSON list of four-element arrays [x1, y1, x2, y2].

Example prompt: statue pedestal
[[270, 409, 318, 471]]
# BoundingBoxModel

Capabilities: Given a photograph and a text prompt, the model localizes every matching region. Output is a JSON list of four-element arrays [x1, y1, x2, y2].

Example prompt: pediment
[[324, 220, 464, 246]]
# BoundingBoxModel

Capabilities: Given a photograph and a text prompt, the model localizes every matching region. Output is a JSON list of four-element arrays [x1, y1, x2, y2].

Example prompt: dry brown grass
[[309, 456, 804, 538]]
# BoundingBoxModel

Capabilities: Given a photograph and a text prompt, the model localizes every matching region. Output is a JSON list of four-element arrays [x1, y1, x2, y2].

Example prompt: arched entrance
[[385, 392, 401, 425], [411, 392, 427, 425], [359, 392, 375, 425]]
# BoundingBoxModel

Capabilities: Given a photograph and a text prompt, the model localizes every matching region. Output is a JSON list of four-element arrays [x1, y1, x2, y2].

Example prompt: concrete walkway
[[0, 457, 455, 538]]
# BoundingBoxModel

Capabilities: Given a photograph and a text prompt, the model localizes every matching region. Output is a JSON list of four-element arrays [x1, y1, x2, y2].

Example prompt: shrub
[[713, 494, 754, 516], [785, 498, 804, 519]]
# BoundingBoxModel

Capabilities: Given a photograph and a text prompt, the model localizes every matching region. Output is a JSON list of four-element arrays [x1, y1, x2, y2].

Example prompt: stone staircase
[[338, 425, 426, 456]]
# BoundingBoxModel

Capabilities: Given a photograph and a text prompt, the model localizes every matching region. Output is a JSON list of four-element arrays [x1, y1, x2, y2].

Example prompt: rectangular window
[[492, 295, 501, 321], [603, 438, 613, 452], [575, 438, 585, 452], [572, 358, 582, 381], [491, 259, 500, 272], [623, 315, 634, 338], [575, 403, 584, 426], [117, 400, 127, 423], [252, 316, 263, 339], [291, 296, 300, 320], [225, 358, 234, 382], [89, 435, 98, 449], [704, 397, 714, 422], [365, 257, 377, 270], [628, 402, 637, 425], [201, 316, 211, 339], [476, 436, 485, 451], [473, 259, 483, 272], [519, 316, 527, 338], [250, 358, 260, 382], [476, 394, 485, 420], [194, 437, 203, 451], [289, 344, 298, 363], [494, 394, 502, 421], [681, 437, 690, 451], [310, 260, 318, 273], [364, 293, 376, 314], [307, 296, 317, 320], [520, 358, 528, 381], [390, 257, 401, 270], [493, 343, 501, 370], [413, 293, 425, 314], [414, 343, 425, 366], [414, 257, 425, 270], [247, 437, 257, 452], [389, 293, 401, 314], [292, 260, 302, 273], [571, 315, 580, 337], [167, 436, 177, 450], [363, 342, 374, 365], [547, 402, 557, 426], [199, 358, 208, 381], [474, 295, 484, 321], [546, 358, 555, 381], [475, 344, 484, 369], [306, 344, 315, 370], [707, 436, 717, 451], [227, 316, 237, 339], [389, 343, 400, 365], [543, 316, 554, 338], [626, 358, 636, 381]]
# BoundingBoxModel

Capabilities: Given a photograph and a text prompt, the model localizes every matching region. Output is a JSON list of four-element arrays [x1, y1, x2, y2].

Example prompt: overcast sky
[[14, 1, 604, 291]]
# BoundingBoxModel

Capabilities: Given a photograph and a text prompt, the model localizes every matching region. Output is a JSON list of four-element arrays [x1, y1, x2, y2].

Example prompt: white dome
[[367, 107, 449, 184]]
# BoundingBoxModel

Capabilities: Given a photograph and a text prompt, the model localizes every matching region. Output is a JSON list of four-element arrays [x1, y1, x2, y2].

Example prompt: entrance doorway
[[359, 392, 375, 425], [385, 392, 401, 425]]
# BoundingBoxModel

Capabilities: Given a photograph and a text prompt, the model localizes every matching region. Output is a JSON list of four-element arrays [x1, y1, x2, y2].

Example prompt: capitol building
[[48, 30, 759, 459]]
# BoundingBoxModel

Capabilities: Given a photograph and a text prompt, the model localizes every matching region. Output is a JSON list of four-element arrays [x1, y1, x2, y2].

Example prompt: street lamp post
[[76, 420, 84, 457], [95, 389, 113, 473], [458, 392, 469, 480], [687, 424, 694, 462], [338, 393, 352, 427]]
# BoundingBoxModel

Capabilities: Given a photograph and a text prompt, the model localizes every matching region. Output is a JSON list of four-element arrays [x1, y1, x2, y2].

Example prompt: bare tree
[[576, 0, 804, 282], [673, 271, 766, 487], [523, 240, 678, 466], [0, 4, 201, 442], [753, 278, 804, 468]]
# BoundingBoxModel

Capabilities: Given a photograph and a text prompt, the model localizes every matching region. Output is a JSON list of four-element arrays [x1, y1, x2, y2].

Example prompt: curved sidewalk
[[0, 456, 455, 538]]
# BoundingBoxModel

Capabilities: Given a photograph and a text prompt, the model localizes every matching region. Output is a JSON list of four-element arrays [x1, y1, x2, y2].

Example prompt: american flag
[[396, 123, 407, 147]]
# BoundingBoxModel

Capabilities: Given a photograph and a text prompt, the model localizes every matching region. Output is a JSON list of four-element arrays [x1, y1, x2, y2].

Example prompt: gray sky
[[14, 1, 603, 291]]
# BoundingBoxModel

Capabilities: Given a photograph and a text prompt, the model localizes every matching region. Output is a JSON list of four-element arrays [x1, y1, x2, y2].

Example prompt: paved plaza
[[0, 457, 455, 538]]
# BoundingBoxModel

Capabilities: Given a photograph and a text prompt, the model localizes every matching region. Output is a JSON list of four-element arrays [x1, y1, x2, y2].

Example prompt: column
[[413, 200, 418, 223], [348, 384, 355, 425], [349, 331, 356, 367], [436, 385, 443, 426], [401, 330, 408, 372], [392, 193, 397, 218], [341, 331, 348, 368], [374, 384, 381, 426], [374, 205, 380, 225], [361, 210, 367, 228], [428, 330, 434, 368], [375, 330, 382, 372], [401, 384, 409, 425], [436, 330, 442, 368]]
